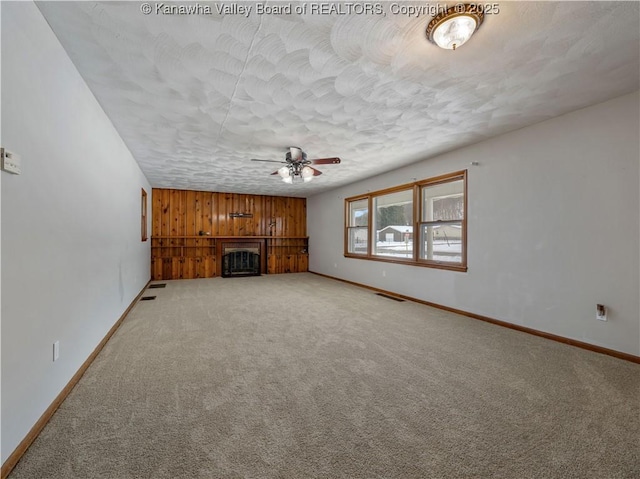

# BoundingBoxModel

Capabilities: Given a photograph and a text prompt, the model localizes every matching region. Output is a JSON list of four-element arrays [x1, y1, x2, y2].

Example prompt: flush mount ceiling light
[[426, 4, 484, 51]]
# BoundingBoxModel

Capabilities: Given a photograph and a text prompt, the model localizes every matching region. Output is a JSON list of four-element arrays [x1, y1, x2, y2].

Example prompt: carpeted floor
[[9, 273, 640, 478]]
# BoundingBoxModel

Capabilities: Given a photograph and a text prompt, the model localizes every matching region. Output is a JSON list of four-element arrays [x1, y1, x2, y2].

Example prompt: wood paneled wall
[[151, 189, 308, 280], [152, 189, 306, 237]]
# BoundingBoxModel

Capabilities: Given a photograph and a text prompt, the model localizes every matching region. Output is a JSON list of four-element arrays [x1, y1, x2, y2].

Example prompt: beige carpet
[[9, 273, 640, 478]]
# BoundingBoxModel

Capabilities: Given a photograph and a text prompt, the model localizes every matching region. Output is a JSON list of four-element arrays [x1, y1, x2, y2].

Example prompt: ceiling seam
[[216, 15, 264, 142]]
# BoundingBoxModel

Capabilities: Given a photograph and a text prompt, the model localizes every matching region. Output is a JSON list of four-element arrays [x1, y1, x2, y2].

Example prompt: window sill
[[344, 253, 467, 272]]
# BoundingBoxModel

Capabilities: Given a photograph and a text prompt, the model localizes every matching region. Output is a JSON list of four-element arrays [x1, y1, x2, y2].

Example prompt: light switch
[[1, 148, 22, 174]]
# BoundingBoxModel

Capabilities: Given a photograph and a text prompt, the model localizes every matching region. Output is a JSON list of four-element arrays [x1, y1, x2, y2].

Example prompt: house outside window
[[372, 188, 413, 259], [344, 170, 466, 272]]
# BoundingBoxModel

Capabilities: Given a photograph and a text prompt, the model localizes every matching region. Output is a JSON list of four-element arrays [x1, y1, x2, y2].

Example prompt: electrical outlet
[[53, 341, 60, 361], [382, 270, 386, 277], [596, 304, 607, 321]]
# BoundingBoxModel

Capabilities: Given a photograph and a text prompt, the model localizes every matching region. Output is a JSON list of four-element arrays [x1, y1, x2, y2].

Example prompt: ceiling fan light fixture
[[426, 4, 484, 50], [278, 166, 291, 179], [301, 166, 314, 182], [252, 147, 340, 185]]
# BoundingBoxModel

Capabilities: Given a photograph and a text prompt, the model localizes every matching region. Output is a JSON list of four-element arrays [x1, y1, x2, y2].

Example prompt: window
[[141, 188, 148, 242], [372, 188, 413, 259], [344, 171, 466, 271], [419, 176, 465, 265], [346, 198, 368, 255]]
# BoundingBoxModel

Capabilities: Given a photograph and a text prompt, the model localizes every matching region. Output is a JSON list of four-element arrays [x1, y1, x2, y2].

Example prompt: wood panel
[[152, 189, 307, 238], [203, 256, 216, 278], [151, 189, 308, 280], [152, 257, 163, 280]]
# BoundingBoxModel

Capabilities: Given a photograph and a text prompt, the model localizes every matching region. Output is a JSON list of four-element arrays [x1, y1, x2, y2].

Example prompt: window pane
[[348, 227, 368, 254], [422, 180, 464, 221], [373, 189, 413, 258], [349, 199, 368, 226], [420, 222, 463, 263]]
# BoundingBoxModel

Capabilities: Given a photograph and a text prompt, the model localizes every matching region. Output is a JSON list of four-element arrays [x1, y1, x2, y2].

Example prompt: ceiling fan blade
[[310, 167, 323, 176], [310, 157, 341, 165], [251, 159, 285, 163], [271, 170, 280, 175]]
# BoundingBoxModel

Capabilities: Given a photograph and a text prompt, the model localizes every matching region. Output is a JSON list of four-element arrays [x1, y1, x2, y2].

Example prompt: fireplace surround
[[221, 242, 262, 277]]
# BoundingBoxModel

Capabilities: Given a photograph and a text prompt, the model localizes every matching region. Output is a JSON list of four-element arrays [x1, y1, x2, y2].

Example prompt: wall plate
[[1, 147, 22, 175]]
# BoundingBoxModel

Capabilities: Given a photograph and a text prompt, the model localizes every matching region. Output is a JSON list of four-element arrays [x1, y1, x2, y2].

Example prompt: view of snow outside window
[[373, 190, 414, 258], [347, 176, 464, 264], [348, 198, 368, 254], [420, 180, 464, 263]]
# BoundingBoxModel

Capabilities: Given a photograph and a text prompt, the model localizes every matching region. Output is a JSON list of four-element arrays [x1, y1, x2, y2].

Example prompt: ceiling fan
[[251, 147, 341, 183]]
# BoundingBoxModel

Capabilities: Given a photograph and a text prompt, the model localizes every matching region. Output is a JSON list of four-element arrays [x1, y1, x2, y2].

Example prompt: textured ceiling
[[37, 1, 639, 197]]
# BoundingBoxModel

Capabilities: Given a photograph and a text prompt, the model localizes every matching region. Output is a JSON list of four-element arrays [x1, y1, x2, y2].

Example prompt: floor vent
[[140, 296, 157, 301], [148, 284, 167, 289], [376, 293, 405, 302]]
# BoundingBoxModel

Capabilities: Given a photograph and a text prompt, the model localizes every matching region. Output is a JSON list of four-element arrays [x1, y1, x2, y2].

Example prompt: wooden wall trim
[[309, 271, 640, 364], [1, 281, 151, 479]]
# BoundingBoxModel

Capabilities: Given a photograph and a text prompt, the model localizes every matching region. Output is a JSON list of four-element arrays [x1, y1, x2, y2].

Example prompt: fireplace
[[222, 243, 261, 277]]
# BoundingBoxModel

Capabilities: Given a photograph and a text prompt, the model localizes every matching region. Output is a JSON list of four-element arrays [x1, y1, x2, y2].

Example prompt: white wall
[[1, 2, 151, 463], [0, 2, 3, 455], [309, 91, 640, 356]]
